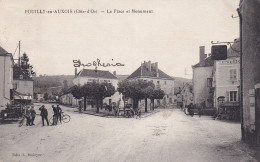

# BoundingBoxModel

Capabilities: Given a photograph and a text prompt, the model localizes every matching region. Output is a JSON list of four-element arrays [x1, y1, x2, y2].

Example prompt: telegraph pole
[[18, 41, 21, 66]]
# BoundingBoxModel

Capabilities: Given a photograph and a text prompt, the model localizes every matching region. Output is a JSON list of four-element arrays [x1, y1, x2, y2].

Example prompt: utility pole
[[18, 41, 21, 66]]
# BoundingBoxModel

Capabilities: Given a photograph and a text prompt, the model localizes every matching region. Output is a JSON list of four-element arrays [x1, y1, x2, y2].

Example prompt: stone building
[[72, 69, 120, 106], [239, 0, 260, 146], [0, 46, 13, 110], [127, 61, 175, 108], [192, 46, 214, 108], [212, 42, 240, 109]]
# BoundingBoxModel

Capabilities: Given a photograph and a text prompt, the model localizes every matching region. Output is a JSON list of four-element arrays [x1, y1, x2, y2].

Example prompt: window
[[164, 81, 167, 85], [157, 81, 160, 84], [230, 69, 237, 81], [207, 78, 213, 87], [229, 91, 237, 102]]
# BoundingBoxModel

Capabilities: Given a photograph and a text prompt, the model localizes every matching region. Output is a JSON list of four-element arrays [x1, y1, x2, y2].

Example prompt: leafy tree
[[89, 82, 116, 113], [70, 82, 116, 113], [118, 80, 155, 112], [149, 89, 165, 110], [43, 92, 48, 101], [14, 53, 35, 80]]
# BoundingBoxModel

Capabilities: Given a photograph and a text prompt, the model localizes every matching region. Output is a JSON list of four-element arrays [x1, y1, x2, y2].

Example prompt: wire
[[13, 43, 19, 57]]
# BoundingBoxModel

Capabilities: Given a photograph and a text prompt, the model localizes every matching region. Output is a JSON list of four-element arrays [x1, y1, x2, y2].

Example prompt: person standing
[[52, 105, 58, 125], [30, 106, 36, 125], [56, 105, 62, 123], [39, 105, 49, 126], [25, 106, 31, 126]]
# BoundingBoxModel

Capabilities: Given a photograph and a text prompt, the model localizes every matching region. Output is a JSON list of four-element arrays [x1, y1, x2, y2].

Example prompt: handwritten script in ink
[[73, 59, 125, 68]]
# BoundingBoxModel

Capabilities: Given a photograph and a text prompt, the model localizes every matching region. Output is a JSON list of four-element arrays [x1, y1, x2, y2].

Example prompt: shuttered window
[[229, 91, 237, 102], [230, 69, 237, 81]]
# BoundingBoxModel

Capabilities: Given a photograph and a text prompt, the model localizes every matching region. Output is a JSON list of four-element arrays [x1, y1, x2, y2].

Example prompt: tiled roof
[[0, 45, 8, 55], [77, 69, 118, 79], [193, 56, 214, 68], [127, 66, 174, 80]]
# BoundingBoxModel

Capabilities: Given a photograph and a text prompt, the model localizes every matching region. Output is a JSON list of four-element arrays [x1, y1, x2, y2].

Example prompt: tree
[[70, 82, 116, 113], [71, 85, 85, 112], [118, 80, 155, 112], [43, 92, 48, 101], [89, 82, 116, 113], [149, 89, 165, 110], [14, 53, 35, 80]]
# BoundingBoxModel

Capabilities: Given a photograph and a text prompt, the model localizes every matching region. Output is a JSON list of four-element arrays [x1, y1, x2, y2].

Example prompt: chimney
[[199, 46, 207, 64], [147, 60, 151, 71], [155, 62, 159, 77], [75, 68, 78, 77], [140, 62, 143, 76], [113, 71, 116, 76], [151, 63, 155, 70]]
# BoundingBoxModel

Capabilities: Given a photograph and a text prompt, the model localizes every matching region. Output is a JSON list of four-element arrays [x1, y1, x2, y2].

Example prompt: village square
[[1, 0, 260, 162]]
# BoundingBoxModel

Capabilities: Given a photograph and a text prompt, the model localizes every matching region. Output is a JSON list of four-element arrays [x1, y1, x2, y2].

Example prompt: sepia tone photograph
[[0, 0, 260, 161]]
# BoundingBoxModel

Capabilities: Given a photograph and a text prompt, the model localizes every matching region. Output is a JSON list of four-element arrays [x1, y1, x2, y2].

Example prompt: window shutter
[[226, 91, 229, 102], [234, 69, 237, 80], [229, 70, 232, 80]]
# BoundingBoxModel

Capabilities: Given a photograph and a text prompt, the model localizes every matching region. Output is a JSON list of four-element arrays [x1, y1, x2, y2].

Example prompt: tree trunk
[[101, 99, 103, 110], [96, 99, 99, 113], [151, 99, 154, 110], [133, 99, 139, 109], [84, 96, 87, 111], [145, 98, 148, 112]]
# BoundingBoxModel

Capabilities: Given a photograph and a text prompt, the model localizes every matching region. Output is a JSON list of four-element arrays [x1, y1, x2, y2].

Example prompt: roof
[[227, 39, 240, 58], [0, 45, 8, 54], [0, 45, 12, 57], [193, 39, 240, 68], [193, 56, 214, 68], [127, 66, 174, 80], [77, 69, 118, 79]]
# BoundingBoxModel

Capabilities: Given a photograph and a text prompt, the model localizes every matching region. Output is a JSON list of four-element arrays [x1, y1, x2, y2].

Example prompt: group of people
[[51, 105, 62, 125], [37, 104, 62, 126], [24, 105, 36, 126]]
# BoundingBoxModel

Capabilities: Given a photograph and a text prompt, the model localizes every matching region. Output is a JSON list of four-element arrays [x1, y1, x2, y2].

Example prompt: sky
[[0, 0, 240, 79]]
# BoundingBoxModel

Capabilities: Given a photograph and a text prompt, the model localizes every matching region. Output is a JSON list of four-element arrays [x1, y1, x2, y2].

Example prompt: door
[[255, 88, 260, 146]]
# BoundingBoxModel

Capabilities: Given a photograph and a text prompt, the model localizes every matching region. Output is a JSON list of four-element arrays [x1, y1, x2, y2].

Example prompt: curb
[[74, 109, 161, 118]]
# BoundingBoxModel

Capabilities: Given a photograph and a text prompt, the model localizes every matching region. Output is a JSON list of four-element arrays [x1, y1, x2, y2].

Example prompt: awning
[[13, 90, 32, 100]]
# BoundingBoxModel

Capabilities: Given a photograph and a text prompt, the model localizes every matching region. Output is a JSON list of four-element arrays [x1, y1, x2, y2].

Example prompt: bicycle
[[49, 112, 70, 125], [135, 109, 141, 119], [18, 114, 30, 127]]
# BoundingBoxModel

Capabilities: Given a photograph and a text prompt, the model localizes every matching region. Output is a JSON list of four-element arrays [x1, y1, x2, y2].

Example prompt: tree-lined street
[[0, 104, 257, 162]]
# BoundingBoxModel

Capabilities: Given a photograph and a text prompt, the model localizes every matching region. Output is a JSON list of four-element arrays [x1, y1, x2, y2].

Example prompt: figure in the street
[[39, 105, 49, 126], [30, 106, 36, 125], [25, 106, 31, 126], [198, 106, 201, 117], [52, 105, 58, 125], [188, 103, 194, 117], [57, 105, 62, 123]]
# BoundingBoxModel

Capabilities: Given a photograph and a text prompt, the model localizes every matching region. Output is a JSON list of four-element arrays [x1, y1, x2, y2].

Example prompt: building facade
[[0, 47, 13, 109], [192, 46, 214, 108], [213, 56, 240, 109], [239, 0, 260, 146], [72, 69, 120, 106], [127, 61, 175, 108]]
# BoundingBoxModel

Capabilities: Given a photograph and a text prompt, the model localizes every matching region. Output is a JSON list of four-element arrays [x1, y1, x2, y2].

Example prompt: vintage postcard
[[0, 0, 260, 162]]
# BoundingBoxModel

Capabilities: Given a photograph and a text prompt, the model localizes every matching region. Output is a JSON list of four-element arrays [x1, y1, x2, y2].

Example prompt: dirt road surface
[[0, 104, 257, 162]]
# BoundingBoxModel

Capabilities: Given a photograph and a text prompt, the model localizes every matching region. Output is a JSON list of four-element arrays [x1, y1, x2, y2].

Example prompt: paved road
[[0, 103, 257, 162]]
